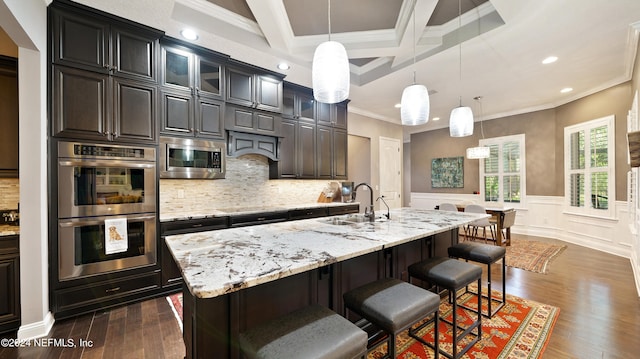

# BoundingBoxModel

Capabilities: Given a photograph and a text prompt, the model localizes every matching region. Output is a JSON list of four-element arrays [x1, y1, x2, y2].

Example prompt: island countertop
[[165, 207, 488, 299]]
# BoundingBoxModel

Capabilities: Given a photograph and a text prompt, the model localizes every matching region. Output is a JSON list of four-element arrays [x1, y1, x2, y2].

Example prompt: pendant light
[[466, 96, 490, 159], [312, 0, 350, 104], [401, 3, 429, 126], [450, 0, 474, 137]]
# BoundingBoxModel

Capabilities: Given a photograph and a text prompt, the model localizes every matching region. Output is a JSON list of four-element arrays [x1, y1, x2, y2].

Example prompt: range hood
[[227, 131, 280, 161]]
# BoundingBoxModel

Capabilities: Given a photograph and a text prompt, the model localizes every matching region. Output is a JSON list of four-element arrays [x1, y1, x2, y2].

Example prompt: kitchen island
[[165, 207, 488, 358]]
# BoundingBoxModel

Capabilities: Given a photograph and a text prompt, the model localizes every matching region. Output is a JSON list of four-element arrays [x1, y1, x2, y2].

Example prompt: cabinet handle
[[195, 87, 200, 96], [105, 287, 121, 294]]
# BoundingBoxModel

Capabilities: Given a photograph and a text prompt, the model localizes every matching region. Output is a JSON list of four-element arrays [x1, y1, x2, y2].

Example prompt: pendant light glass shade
[[401, 84, 430, 126], [466, 146, 490, 159], [449, 106, 474, 137], [312, 40, 350, 103]]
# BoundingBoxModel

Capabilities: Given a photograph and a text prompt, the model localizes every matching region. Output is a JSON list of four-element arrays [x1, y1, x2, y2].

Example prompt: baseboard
[[17, 311, 55, 340]]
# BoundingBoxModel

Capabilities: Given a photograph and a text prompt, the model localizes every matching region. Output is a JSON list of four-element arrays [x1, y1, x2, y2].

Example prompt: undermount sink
[[323, 214, 389, 226]]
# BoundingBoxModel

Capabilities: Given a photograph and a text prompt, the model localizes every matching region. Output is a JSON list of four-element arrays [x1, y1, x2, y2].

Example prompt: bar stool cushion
[[448, 242, 506, 264], [408, 257, 482, 289], [239, 304, 367, 359], [343, 278, 440, 333]]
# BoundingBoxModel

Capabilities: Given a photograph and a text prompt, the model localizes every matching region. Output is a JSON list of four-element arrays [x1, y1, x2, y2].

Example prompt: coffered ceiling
[[73, 0, 640, 139]]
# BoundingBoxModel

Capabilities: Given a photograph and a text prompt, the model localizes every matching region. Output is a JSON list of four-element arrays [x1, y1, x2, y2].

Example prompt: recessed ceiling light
[[180, 29, 199, 41], [432, 117, 440, 121], [560, 87, 573, 93], [542, 56, 558, 64], [277, 63, 290, 70], [394, 103, 401, 108]]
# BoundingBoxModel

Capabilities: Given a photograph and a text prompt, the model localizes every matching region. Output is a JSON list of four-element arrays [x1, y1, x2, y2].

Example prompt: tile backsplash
[[160, 155, 341, 215], [0, 178, 19, 209]]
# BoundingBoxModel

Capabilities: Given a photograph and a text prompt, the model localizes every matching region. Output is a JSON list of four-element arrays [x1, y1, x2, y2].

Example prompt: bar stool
[[238, 304, 368, 359], [448, 242, 506, 318], [343, 278, 440, 359], [408, 257, 482, 359]]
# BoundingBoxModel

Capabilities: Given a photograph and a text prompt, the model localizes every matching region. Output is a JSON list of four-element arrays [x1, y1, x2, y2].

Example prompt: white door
[[379, 136, 402, 209]]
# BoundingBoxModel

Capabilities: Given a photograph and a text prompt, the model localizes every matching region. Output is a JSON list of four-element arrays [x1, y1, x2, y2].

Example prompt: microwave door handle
[[58, 160, 155, 169]]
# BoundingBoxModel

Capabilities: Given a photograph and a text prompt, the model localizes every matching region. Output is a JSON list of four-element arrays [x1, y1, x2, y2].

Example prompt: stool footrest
[[457, 288, 505, 318]]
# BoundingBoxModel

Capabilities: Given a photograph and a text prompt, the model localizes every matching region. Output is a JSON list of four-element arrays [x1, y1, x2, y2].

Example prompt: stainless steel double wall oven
[[56, 141, 157, 281]]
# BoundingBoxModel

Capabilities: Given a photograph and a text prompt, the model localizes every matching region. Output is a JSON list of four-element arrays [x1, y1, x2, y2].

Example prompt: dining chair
[[464, 204, 496, 242], [498, 209, 517, 245], [439, 203, 458, 212]]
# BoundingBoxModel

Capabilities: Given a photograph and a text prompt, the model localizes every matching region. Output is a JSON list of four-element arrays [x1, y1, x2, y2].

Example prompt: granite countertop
[[165, 208, 488, 299], [0, 224, 20, 236], [159, 202, 359, 222]]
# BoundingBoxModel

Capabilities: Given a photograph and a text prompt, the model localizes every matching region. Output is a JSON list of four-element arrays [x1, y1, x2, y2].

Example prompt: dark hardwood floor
[[1, 234, 639, 358]]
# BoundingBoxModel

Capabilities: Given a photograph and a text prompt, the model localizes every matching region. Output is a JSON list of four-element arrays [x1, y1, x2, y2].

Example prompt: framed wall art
[[431, 156, 464, 188]]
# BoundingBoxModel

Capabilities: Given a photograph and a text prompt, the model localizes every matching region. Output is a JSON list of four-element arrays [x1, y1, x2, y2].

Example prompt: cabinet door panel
[[161, 90, 193, 134], [52, 66, 109, 139], [228, 106, 254, 131], [0, 257, 19, 323], [256, 75, 282, 112], [333, 129, 348, 179], [256, 113, 276, 133], [299, 123, 317, 178], [226, 68, 253, 107], [316, 125, 333, 179], [113, 78, 156, 143], [334, 102, 348, 129], [0, 59, 18, 177], [52, 9, 108, 72], [198, 98, 224, 139], [298, 93, 315, 121], [197, 58, 222, 98], [316, 102, 333, 126], [113, 27, 157, 81], [278, 119, 297, 178], [163, 47, 192, 89]]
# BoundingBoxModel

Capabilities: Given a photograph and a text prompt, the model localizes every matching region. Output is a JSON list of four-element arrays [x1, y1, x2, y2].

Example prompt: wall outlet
[[177, 189, 185, 199]]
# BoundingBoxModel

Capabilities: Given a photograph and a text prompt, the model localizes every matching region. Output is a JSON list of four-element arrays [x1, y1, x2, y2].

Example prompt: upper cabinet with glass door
[[160, 40, 229, 140], [161, 41, 227, 101]]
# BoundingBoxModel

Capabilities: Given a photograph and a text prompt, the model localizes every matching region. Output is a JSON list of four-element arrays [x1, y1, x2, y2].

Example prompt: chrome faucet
[[352, 182, 375, 221], [376, 196, 390, 219]]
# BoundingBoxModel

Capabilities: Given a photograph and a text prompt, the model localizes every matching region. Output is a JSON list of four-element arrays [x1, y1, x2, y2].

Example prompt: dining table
[[438, 204, 515, 246]]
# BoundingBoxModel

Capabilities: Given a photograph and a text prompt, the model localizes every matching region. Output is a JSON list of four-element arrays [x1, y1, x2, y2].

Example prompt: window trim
[[479, 133, 526, 207], [563, 115, 615, 218]]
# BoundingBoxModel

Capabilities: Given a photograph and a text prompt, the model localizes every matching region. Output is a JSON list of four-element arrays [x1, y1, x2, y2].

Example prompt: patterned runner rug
[[505, 239, 567, 274], [370, 286, 560, 359], [167, 287, 559, 359]]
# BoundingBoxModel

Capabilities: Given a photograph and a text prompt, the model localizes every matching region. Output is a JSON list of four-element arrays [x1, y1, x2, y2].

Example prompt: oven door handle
[[59, 215, 156, 228], [58, 160, 155, 168]]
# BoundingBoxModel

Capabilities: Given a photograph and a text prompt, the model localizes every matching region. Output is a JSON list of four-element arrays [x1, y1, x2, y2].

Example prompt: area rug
[[505, 239, 567, 274], [168, 287, 559, 359], [167, 292, 183, 331], [370, 286, 560, 359]]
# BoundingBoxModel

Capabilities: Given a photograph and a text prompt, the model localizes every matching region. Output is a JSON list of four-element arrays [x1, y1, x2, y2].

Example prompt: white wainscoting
[[411, 192, 640, 295], [411, 192, 632, 256]]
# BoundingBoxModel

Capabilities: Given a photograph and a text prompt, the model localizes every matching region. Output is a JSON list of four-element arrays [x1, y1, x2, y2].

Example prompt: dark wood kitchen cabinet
[[0, 235, 20, 334], [283, 83, 315, 122], [51, 65, 157, 143], [51, 0, 160, 82], [49, 0, 163, 144], [271, 118, 316, 178], [225, 63, 283, 113], [0, 56, 18, 178], [316, 100, 348, 129], [225, 104, 282, 137], [317, 125, 348, 180], [270, 84, 348, 179], [160, 41, 227, 140]]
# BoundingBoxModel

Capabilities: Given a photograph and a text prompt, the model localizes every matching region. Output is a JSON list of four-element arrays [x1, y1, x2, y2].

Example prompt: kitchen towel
[[104, 217, 128, 254]]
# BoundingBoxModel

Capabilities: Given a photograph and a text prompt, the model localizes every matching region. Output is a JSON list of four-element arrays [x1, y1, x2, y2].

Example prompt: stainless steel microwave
[[159, 137, 226, 179]]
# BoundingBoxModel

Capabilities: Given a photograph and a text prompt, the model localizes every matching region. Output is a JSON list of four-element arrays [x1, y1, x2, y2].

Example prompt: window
[[479, 134, 526, 205], [564, 115, 615, 217]]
